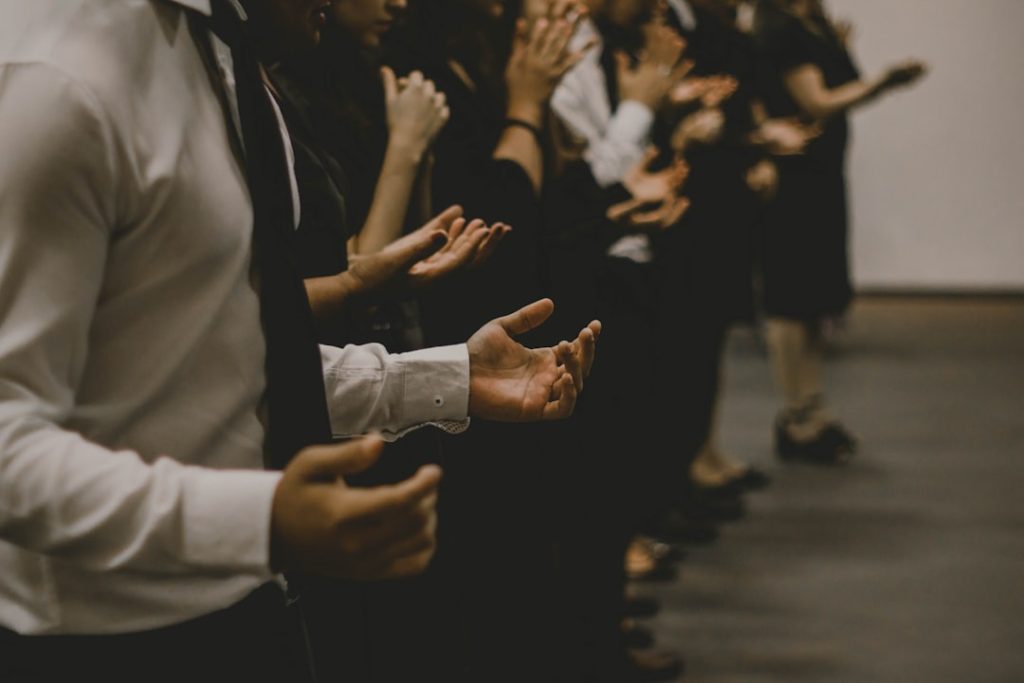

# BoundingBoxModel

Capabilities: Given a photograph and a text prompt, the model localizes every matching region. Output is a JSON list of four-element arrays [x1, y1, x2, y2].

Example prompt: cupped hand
[[467, 299, 601, 422], [271, 436, 442, 580], [755, 117, 822, 156]]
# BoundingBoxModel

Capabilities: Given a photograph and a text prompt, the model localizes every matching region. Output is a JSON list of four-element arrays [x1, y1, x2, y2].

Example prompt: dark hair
[[390, 0, 522, 95]]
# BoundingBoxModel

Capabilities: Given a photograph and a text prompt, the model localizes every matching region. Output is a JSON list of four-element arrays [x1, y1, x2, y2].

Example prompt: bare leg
[[766, 317, 826, 441], [689, 344, 753, 485], [766, 317, 808, 411]]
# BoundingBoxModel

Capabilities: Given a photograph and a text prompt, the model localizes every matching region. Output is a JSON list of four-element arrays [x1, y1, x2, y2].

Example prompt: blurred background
[[833, 0, 1024, 292]]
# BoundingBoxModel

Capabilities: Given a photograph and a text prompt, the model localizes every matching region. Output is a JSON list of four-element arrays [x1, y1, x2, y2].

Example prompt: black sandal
[[775, 403, 855, 465]]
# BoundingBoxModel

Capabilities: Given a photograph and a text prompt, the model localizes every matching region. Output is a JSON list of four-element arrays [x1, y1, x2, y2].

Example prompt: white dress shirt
[[551, 18, 656, 264], [0, 0, 468, 635]]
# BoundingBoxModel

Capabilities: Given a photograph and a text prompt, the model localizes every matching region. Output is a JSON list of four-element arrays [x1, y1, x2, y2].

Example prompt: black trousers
[[0, 583, 313, 683]]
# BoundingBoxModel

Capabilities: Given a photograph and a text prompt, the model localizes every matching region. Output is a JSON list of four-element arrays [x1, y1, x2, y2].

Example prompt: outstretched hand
[[348, 205, 509, 295], [467, 299, 601, 422], [754, 117, 822, 156], [607, 147, 691, 231]]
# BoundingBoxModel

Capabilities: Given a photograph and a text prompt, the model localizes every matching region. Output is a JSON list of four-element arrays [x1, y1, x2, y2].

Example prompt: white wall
[[827, 0, 1024, 291]]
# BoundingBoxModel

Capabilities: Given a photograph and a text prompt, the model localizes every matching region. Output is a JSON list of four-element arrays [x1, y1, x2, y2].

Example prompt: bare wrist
[[386, 137, 428, 166], [506, 101, 544, 127]]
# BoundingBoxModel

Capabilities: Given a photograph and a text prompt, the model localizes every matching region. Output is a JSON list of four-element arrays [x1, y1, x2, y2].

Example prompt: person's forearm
[[790, 74, 887, 120], [493, 100, 545, 194], [304, 273, 353, 323], [351, 143, 422, 255], [818, 77, 886, 118]]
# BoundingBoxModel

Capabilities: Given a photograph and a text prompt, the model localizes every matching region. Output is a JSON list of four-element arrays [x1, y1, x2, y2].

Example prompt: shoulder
[[1, 0, 193, 111]]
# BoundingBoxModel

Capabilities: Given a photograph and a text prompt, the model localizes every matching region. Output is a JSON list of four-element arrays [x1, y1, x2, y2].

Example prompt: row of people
[[0, 0, 925, 681]]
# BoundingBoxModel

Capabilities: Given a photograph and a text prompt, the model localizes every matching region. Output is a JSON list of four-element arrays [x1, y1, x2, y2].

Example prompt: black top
[[396, 55, 545, 344], [753, 9, 861, 163], [752, 8, 862, 319]]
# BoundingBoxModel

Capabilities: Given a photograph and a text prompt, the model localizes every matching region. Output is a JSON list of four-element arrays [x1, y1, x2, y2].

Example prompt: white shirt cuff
[[180, 463, 282, 577], [384, 344, 470, 440]]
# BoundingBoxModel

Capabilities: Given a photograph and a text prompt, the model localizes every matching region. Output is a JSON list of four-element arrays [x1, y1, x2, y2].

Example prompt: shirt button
[[433, 395, 444, 407]]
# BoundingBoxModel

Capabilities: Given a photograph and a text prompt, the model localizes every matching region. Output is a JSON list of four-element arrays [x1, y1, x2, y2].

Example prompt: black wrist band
[[504, 117, 544, 146]]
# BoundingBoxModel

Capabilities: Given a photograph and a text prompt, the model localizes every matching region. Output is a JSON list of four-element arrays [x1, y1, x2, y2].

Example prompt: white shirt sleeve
[[320, 344, 471, 441], [551, 60, 655, 188], [0, 63, 280, 579]]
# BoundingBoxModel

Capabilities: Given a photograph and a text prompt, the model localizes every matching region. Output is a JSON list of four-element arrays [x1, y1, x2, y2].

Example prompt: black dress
[[753, 10, 861, 320]]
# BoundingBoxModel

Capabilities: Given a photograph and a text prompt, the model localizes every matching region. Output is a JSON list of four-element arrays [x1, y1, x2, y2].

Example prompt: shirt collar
[[160, 0, 248, 20], [163, 0, 212, 15]]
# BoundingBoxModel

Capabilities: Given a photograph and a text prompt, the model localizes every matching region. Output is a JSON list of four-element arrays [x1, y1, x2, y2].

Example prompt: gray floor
[[638, 297, 1024, 683]]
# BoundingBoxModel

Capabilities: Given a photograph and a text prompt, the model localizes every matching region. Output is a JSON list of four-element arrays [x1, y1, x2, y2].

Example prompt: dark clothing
[[385, 53, 569, 682], [754, 10, 862, 319], [0, 584, 313, 683], [272, 49, 449, 683]]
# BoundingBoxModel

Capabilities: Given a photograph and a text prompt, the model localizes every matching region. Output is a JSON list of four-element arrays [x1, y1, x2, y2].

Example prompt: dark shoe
[[627, 559, 677, 583], [648, 511, 720, 545], [731, 466, 771, 491], [623, 594, 661, 618], [693, 478, 746, 499], [824, 422, 859, 453], [640, 536, 687, 563], [775, 416, 854, 465], [678, 490, 747, 524], [621, 620, 655, 649], [621, 649, 684, 683]]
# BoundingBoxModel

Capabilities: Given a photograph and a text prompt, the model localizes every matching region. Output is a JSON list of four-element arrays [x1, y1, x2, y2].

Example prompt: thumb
[[495, 298, 555, 337], [424, 204, 464, 232], [381, 66, 398, 104], [291, 435, 385, 483]]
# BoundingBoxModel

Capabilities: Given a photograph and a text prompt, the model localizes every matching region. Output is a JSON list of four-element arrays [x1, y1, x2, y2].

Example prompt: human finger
[[381, 66, 399, 104], [342, 463, 443, 524], [541, 372, 578, 420], [556, 339, 584, 392], [495, 298, 555, 336], [470, 223, 509, 268], [290, 436, 385, 483]]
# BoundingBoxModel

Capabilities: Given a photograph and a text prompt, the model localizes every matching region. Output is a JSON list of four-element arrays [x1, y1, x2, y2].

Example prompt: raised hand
[[271, 436, 442, 580], [701, 74, 739, 108], [467, 299, 601, 422], [382, 67, 449, 163], [506, 9, 594, 122], [883, 59, 927, 89], [616, 23, 692, 110], [671, 107, 726, 151], [343, 205, 465, 300], [309, 206, 514, 320], [408, 219, 513, 287], [608, 147, 690, 230]]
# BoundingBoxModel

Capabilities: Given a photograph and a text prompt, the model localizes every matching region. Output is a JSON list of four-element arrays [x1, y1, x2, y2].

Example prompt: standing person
[[270, 3, 506, 680], [388, 3, 600, 681], [753, 0, 925, 462], [0, 1, 599, 680], [551, 2, 696, 680]]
